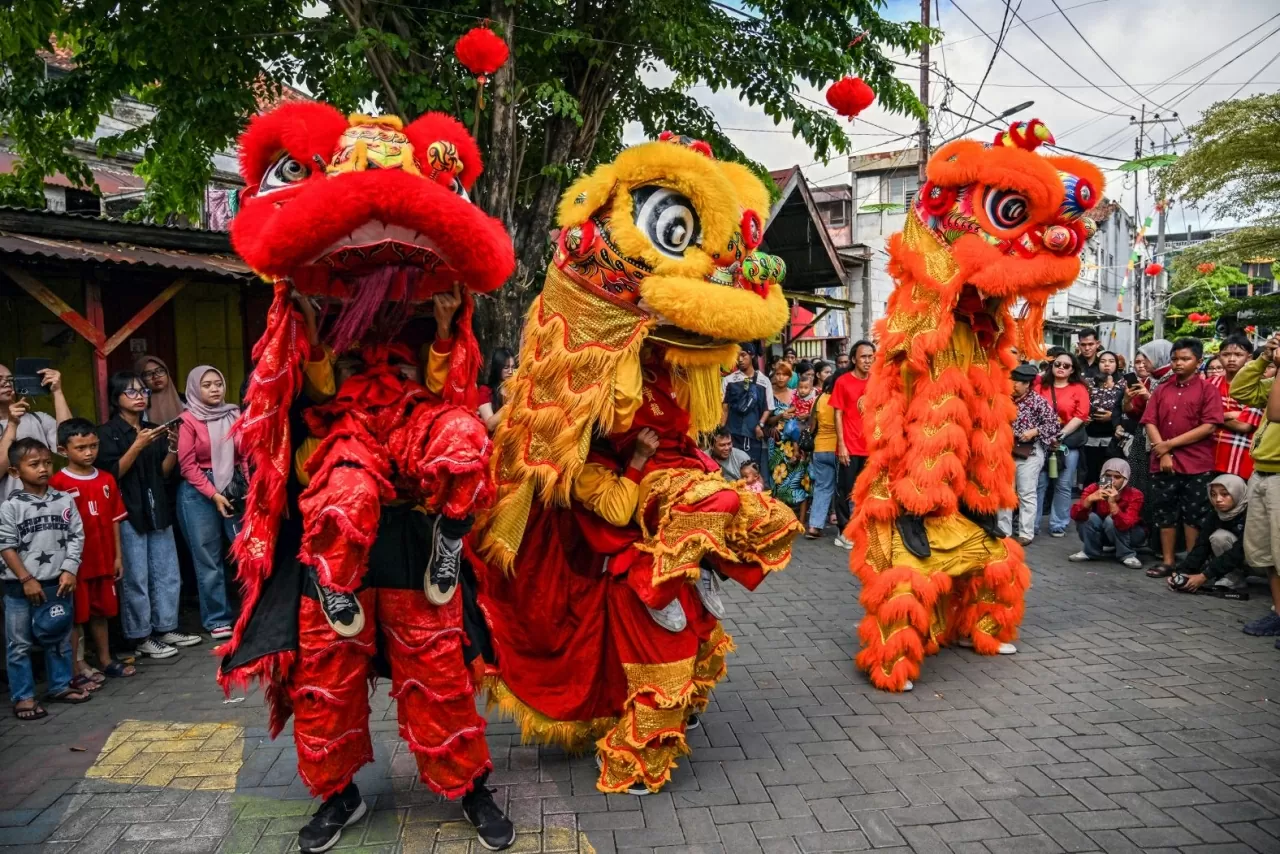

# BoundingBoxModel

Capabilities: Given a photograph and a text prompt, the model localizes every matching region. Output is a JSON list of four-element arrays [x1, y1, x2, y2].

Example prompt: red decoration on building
[[825, 77, 875, 119], [1144, 262, 1164, 277], [1197, 262, 1217, 275], [455, 25, 509, 80]]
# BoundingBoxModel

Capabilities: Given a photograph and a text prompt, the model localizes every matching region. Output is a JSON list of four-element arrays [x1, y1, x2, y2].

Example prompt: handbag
[[1050, 384, 1088, 449], [219, 468, 249, 511], [798, 429, 815, 454], [1012, 442, 1036, 459]]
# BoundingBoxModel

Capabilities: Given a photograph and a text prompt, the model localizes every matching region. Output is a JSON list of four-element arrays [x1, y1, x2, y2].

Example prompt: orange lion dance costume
[[218, 101, 518, 850], [851, 121, 1104, 692], [473, 133, 802, 794]]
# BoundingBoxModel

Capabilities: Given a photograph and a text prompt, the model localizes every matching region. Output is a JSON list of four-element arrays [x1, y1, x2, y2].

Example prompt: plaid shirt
[[1211, 375, 1262, 478]]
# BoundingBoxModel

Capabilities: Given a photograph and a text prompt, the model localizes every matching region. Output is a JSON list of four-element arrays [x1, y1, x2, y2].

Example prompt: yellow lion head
[[553, 132, 789, 346]]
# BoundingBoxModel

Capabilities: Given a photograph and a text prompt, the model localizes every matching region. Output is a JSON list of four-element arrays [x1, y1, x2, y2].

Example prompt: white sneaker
[[957, 638, 1017, 655], [1016, 535, 1033, 546], [1068, 551, 1091, 562], [833, 535, 853, 550], [209, 626, 234, 641], [647, 599, 687, 632], [698, 568, 725, 620], [136, 638, 178, 659], [157, 631, 202, 648], [1122, 556, 1143, 569], [1049, 531, 1066, 538], [902, 680, 913, 692]]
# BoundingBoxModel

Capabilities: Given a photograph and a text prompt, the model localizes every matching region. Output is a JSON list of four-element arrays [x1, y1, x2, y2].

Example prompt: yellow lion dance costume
[[851, 121, 1104, 692], [473, 132, 801, 793]]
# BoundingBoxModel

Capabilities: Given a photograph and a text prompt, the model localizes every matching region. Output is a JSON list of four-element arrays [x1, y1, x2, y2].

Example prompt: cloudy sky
[[658, 0, 1279, 230]]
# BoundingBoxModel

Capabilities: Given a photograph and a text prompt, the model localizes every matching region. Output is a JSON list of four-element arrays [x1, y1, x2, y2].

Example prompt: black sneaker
[[461, 781, 515, 851], [298, 783, 366, 853], [426, 517, 463, 606], [686, 713, 701, 731], [310, 570, 365, 638]]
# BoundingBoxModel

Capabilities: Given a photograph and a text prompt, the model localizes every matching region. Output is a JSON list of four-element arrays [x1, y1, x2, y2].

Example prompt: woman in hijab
[[1169, 474, 1251, 595], [1117, 340, 1173, 523], [175, 365, 244, 640], [1068, 458, 1146, 568], [135, 355, 185, 426]]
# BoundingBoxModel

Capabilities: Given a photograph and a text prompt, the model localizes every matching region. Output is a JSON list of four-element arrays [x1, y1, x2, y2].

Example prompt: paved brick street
[[2, 533, 1279, 854]]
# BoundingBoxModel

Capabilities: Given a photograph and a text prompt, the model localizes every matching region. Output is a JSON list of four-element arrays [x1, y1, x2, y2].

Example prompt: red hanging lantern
[[1197, 262, 1216, 275], [825, 76, 875, 120], [455, 25, 509, 79], [1144, 262, 1164, 277]]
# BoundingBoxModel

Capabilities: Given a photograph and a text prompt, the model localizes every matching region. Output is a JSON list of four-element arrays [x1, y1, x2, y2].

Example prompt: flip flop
[[69, 675, 102, 693], [46, 689, 93, 704], [82, 667, 106, 684], [1146, 564, 1174, 578], [102, 661, 136, 678], [13, 703, 47, 721]]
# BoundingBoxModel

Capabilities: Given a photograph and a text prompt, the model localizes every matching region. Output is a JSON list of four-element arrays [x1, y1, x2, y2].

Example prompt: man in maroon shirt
[[829, 340, 875, 549], [1140, 337, 1225, 575]]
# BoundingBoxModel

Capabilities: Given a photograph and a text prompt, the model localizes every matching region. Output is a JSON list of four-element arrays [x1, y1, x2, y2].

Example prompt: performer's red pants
[[289, 587, 491, 799]]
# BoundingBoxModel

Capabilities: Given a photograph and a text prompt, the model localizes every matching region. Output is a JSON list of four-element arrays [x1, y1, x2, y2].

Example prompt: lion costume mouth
[[310, 221, 451, 277]]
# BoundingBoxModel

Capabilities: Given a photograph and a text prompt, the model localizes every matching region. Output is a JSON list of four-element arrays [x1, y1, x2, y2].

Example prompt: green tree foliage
[[0, 0, 931, 344], [1160, 92, 1280, 273]]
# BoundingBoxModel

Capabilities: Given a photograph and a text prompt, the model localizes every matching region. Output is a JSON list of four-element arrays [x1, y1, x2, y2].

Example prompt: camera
[[1170, 572, 1190, 590]]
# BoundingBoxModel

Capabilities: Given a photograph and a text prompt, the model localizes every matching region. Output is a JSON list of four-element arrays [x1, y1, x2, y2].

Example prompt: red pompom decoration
[[826, 76, 875, 119], [455, 25, 509, 78], [1144, 262, 1164, 277], [1197, 262, 1216, 275]]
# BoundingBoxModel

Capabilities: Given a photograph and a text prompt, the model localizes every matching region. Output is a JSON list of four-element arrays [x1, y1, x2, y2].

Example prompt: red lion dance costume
[[218, 102, 517, 851], [851, 121, 1104, 692], [473, 134, 802, 795]]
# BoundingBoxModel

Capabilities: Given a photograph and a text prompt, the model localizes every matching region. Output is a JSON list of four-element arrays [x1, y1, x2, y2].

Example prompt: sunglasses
[[1053, 361, 1074, 369]]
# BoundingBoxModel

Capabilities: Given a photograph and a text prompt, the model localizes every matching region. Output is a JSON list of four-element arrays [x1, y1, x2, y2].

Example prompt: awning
[[0, 230, 252, 279], [0, 151, 145, 196]]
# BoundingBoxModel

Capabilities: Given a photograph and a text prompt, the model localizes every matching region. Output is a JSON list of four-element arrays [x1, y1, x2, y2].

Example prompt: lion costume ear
[[556, 166, 619, 228]]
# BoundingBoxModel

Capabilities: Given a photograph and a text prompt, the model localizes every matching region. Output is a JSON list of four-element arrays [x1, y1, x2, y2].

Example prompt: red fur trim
[[405, 112, 485, 190], [237, 101, 349, 191]]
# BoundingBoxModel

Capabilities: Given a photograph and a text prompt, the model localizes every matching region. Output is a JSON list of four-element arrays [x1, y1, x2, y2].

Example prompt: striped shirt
[[1210, 374, 1262, 478]]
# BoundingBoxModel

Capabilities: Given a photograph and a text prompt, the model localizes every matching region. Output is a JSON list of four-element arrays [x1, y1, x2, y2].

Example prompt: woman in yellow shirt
[[804, 374, 844, 540]]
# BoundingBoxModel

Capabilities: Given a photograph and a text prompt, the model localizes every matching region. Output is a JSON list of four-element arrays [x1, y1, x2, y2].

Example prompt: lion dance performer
[[849, 120, 1104, 693], [473, 133, 802, 795], [218, 102, 517, 852]]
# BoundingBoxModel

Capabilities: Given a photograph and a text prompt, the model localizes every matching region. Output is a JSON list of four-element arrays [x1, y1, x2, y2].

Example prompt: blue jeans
[[176, 481, 238, 631], [807, 451, 838, 530], [1036, 447, 1080, 534], [119, 522, 181, 642], [1078, 512, 1146, 560], [4, 582, 74, 702]]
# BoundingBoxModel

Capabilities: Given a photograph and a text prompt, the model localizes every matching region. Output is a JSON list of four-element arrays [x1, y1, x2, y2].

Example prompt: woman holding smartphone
[[1082, 351, 1124, 485]]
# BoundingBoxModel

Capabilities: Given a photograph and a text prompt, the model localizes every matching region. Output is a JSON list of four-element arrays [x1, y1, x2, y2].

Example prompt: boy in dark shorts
[[50, 419, 135, 681], [1141, 337, 1224, 576]]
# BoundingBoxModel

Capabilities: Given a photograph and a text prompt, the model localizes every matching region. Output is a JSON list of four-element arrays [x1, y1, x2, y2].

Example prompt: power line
[[1163, 20, 1280, 109], [1003, 3, 1139, 114], [1047, 0, 1175, 113], [964, 0, 1019, 124], [1228, 45, 1280, 99]]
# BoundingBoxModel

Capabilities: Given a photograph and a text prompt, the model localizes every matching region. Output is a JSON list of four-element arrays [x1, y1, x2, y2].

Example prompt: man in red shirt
[[1140, 338, 1225, 575], [50, 418, 134, 681], [829, 340, 875, 549]]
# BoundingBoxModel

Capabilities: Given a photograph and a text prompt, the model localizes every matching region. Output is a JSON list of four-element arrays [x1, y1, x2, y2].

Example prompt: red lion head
[[232, 102, 514, 301]]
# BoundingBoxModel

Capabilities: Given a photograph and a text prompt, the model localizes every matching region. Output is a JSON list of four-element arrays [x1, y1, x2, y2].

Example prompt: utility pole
[[1130, 104, 1178, 339], [918, 0, 930, 184]]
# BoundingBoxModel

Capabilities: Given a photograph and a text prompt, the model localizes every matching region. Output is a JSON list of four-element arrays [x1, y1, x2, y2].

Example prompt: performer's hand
[[633, 428, 660, 461], [433, 282, 462, 336]]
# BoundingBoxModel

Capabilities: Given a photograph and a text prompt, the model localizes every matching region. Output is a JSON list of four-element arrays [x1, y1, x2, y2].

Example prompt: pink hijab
[[184, 366, 240, 491]]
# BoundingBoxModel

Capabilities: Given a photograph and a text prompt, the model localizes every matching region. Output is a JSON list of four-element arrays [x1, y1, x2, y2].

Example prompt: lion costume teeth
[[849, 121, 1105, 692]]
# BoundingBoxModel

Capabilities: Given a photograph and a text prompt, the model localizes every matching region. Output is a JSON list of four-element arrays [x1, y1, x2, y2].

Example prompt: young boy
[[0, 437, 88, 719], [50, 418, 135, 681], [1141, 337, 1225, 576]]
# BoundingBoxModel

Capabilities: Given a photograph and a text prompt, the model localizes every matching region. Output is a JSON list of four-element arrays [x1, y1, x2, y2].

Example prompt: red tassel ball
[[826, 76, 875, 119], [455, 25, 509, 77], [1197, 262, 1216, 275], [1144, 262, 1164, 277]]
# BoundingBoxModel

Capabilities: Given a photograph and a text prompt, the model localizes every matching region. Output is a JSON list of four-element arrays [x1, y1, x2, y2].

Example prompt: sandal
[[46, 688, 92, 704], [102, 661, 136, 678], [69, 675, 102, 693], [13, 702, 47, 721], [1146, 564, 1175, 578], [804, 528, 822, 539], [81, 666, 106, 684]]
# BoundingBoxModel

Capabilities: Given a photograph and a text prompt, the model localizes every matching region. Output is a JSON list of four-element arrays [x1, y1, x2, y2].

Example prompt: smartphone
[[160, 416, 185, 431], [11, 357, 52, 397], [1123, 371, 1140, 387]]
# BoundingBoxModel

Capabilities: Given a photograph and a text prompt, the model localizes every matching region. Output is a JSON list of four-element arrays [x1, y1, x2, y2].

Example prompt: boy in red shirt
[[829, 340, 875, 548], [50, 418, 135, 681]]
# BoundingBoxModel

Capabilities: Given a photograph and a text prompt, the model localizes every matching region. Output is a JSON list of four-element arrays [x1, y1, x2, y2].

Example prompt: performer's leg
[[290, 589, 377, 798], [377, 588, 492, 798], [952, 537, 1030, 655], [853, 561, 943, 692]]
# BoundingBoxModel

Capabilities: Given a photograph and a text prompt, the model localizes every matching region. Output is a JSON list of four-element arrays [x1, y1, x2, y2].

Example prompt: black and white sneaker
[[686, 713, 701, 731], [426, 517, 463, 606], [298, 783, 366, 853], [461, 781, 516, 851], [595, 754, 651, 796], [311, 570, 365, 638]]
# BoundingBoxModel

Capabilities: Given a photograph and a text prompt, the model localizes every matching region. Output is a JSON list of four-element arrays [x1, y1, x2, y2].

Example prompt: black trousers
[[835, 455, 867, 529]]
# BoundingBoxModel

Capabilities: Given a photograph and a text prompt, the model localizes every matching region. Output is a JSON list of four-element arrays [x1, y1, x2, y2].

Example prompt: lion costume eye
[[632, 186, 701, 258], [258, 154, 310, 194], [983, 188, 1030, 231]]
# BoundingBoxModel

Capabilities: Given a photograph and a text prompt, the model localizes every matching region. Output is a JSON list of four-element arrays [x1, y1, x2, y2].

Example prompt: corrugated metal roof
[[0, 231, 252, 279]]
